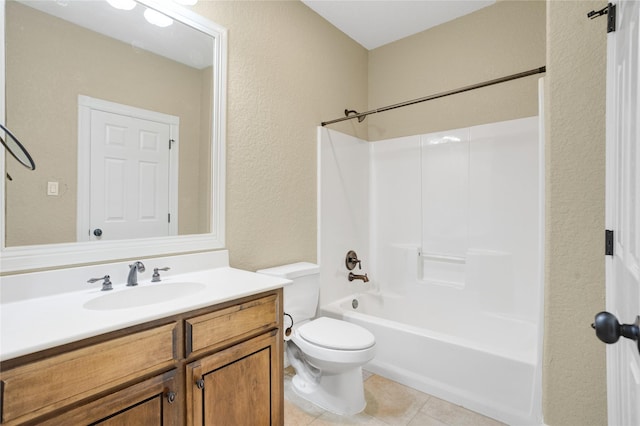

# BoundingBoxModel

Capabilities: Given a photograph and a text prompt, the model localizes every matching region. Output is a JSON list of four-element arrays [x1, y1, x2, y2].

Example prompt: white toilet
[[257, 262, 376, 415]]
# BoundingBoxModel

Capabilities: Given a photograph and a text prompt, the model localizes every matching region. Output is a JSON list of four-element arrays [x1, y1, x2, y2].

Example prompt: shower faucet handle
[[345, 250, 362, 270]]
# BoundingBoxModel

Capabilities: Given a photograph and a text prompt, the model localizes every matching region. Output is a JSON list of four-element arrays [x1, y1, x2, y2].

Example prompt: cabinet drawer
[[0, 323, 176, 424], [186, 294, 279, 356]]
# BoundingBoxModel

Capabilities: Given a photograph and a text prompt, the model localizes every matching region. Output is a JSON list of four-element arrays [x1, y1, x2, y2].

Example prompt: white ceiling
[[302, 0, 496, 50]]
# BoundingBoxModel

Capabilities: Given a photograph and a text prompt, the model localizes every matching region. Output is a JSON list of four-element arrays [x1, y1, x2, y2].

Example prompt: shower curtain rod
[[320, 66, 546, 127]]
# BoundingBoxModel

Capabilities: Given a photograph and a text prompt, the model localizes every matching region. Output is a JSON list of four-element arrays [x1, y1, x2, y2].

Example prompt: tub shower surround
[[318, 116, 543, 425]]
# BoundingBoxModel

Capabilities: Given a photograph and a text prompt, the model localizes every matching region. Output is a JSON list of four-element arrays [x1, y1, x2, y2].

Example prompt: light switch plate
[[47, 181, 59, 196]]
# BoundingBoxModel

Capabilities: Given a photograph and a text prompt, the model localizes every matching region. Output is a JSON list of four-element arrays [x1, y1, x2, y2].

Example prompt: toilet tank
[[256, 262, 320, 323]]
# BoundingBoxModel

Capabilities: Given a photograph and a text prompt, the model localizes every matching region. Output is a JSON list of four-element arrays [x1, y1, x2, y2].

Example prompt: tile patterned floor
[[284, 368, 506, 426]]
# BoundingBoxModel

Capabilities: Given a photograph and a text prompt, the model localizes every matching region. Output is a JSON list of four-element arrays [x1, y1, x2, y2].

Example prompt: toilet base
[[291, 367, 366, 416]]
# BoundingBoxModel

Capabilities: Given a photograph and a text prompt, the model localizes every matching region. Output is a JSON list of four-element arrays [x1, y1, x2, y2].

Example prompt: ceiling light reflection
[[426, 136, 462, 145], [106, 0, 136, 11], [144, 8, 173, 27]]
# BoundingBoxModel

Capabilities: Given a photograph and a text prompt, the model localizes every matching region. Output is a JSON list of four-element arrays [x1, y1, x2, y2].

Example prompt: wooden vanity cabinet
[[0, 289, 283, 426], [185, 293, 284, 426]]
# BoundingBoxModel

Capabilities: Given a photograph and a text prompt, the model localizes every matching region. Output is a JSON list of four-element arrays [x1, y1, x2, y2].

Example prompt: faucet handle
[[151, 267, 170, 282], [87, 275, 113, 291], [345, 250, 362, 270]]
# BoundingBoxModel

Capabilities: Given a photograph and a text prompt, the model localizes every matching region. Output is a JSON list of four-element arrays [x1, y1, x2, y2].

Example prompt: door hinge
[[605, 229, 614, 256], [587, 3, 616, 33], [169, 139, 175, 150], [168, 213, 171, 223], [607, 3, 616, 33]]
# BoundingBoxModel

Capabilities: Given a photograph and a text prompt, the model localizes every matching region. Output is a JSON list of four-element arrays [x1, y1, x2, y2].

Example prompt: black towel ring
[[0, 124, 36, 170]]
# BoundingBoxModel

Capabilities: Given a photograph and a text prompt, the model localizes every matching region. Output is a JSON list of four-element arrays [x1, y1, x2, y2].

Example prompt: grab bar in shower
[[418, 251, 466, 264]]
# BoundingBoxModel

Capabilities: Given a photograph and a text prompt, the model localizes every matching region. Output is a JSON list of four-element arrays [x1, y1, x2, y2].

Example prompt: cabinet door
[[187, 330, 283, 426], [37, 370, 179, 426]]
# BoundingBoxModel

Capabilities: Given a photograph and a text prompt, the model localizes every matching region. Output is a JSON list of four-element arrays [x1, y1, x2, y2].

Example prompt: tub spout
[[348, 272, 369, 283]]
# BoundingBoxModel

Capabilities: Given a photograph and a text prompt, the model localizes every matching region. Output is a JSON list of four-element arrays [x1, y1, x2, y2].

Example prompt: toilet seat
[[297, 317, 375, 350]]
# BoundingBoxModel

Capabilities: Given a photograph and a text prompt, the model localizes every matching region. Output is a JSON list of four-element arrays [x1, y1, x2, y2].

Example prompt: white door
[[89, 109, 171, 241], [603, 1, 640, 424]]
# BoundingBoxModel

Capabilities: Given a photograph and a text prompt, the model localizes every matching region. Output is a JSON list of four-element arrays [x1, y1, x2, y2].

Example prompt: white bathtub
[[321, 291, 541, 425]]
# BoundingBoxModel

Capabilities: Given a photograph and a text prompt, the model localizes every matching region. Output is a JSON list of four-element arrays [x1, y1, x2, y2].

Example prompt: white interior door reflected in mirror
[[78, 96, 179, 242]]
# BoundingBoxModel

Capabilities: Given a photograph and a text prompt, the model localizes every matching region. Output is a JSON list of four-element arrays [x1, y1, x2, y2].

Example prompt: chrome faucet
[[348, 272, 369, 283], [127, 261, 145, 286]]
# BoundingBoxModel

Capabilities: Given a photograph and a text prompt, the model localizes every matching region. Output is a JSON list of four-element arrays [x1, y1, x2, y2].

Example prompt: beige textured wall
[[192, 0, 368, 271], [199, 67, 214, 234], [367, 0, 546, 140], [5, 2, 209, 246], [544, 1, 607, 424]]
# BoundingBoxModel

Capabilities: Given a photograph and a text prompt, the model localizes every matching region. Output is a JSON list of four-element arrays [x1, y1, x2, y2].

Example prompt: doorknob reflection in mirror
[[592, 311, 640, 355]]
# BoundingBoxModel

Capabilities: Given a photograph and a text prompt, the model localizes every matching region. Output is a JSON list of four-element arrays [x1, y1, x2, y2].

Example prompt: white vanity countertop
[[0, 252, 290, 361]]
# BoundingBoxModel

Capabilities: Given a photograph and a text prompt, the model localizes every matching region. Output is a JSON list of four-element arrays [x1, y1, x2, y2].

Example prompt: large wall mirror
[[1, 0, 226, 272]]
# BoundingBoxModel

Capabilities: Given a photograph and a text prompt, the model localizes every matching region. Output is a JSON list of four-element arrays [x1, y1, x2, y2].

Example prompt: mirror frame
[[0, 0, 227, 273]]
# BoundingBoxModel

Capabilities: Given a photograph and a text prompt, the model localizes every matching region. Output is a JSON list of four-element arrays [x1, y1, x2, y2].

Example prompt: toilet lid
[[296, 317, 375, 350]]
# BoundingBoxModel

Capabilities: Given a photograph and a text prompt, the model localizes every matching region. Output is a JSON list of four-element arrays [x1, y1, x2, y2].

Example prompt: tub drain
[[352, 299, 359, 309]]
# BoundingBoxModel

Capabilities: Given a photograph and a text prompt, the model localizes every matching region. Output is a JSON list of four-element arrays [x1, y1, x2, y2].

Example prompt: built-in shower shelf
[[418, 251, 466, 287]]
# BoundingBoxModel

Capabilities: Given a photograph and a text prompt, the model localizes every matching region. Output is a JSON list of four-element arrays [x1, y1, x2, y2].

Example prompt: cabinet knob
[[196, 378, 205, 389], [166, 391, 176, 404]]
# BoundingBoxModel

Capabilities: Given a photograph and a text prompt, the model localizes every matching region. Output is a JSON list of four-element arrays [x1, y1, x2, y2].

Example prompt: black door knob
[[592, 311, 623, 343], [93, 228, 103, 237], [592, 311, 640, 355]]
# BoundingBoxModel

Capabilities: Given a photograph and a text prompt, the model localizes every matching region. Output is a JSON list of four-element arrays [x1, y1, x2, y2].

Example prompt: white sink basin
[[83, 282, 206, 311]]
